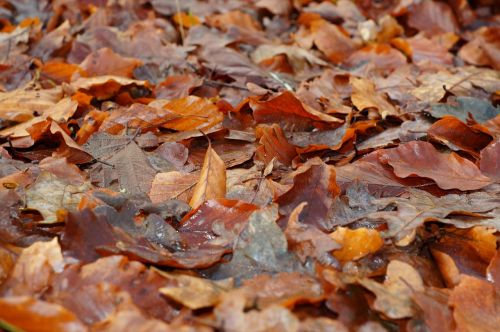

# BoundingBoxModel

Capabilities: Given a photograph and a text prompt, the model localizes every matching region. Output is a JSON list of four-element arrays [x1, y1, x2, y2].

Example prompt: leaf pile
[[0, 0, 499, 331]]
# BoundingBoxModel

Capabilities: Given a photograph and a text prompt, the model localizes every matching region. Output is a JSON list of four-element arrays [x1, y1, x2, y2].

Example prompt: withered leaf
[[108, 141, 156, 199]]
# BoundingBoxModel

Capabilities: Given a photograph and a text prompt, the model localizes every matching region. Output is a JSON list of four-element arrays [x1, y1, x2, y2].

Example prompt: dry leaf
[[189, 145, 226, 208]]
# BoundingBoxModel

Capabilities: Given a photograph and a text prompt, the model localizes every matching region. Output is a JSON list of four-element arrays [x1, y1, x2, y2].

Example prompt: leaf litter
[[0, 1, 499, 331]]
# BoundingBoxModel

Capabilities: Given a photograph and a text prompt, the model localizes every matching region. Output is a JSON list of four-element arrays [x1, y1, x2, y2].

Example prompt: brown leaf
[[428, 116, 493, 157], [459, 26, 500, 70], [480, 138, 500, 181], [350, 77, 399, 119], [379, 141, 492, 190], [255, 124, 297, 165], [449, 275, 500, 332], [250, 91, 343, 130], [189, 145, 226, 209], [25, 172, 92, 223], [359, 260, 424, 319], [277, 158, 340, 231], [309, 19, 360, 64], [149, 171, 198, 203], [78, 47, 142, 78], [0, 86, 62, 123], [407, 1, 458, 35], [157, 270, 233, 309], [1, 238, 64, 296], [108, 141, 156, 198]]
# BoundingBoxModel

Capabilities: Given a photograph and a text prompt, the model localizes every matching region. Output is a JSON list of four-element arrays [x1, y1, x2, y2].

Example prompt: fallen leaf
[[213, 205, 303, 282], [330, 227, 383, 262], [0, 86, 62, 123], [76, 47, 141, 79], [359, 260, 424, 319], [149, 171, 198, 203], [108, 141, 156, 199], [25, 171, 92, 223], [350, 77, 399, 119], [189, 145, 226, 209], [379, 141, 492, 190], [277, 159, 340, 231], [480, 138, 500, 181], [255, 124, 297, 165], [162, 96, 224, 132], [428, 116, 492, 156], [449, 275, 500, 332], [2, 238, 64, 296], [157, 270, 233, 309], [0, 296, 86, 332]]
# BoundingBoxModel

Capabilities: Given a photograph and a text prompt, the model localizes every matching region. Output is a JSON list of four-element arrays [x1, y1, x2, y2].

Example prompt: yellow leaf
[[189, 145, 226, 209]]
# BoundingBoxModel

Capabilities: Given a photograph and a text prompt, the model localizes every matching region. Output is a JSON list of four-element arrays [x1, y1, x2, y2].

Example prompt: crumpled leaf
[[379, 141, 492, 191], [25, 171, 92, 223], [358, 260, 424, 319], [285, 202, 340, 266], [189, 145, 226, 209]]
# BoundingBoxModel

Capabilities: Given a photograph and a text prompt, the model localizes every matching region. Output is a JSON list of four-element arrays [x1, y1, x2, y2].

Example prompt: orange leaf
[[330, 227, 383, 262], [173, 12, 201, 28], [189, 145, 226, 209], [162, 96, 224, 131], [40, 61, 84, 83]]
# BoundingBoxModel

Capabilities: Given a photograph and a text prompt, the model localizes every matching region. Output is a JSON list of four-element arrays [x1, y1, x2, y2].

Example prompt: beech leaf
[[189, 145, 226, 209]]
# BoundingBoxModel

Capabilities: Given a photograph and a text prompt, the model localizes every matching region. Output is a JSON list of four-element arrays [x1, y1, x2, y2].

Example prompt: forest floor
[[0, 0, 499, 331]]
